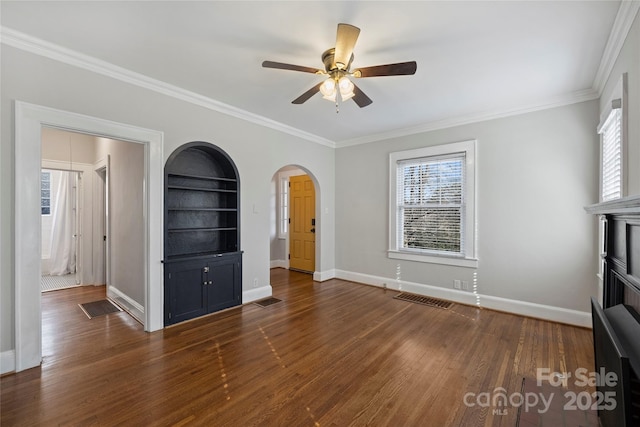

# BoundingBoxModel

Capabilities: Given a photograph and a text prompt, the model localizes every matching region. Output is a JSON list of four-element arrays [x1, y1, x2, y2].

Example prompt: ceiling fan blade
[[351, 83, 373, 108], [292, 82, 323, 104], [262, 61, 323, 74], [353, 61, 417, 78], [334, 23, 360, 70]]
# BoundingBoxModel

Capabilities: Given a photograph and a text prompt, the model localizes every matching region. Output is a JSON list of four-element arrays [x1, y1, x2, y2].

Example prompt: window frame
[[388, 140, 477, 268], [599, 105, 622, 201], [278, 174, 289, 239], [598, 73, 627, 202], [41, 170, 52, 216]]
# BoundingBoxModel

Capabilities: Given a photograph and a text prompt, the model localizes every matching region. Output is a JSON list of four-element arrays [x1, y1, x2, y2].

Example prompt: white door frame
[[14, 101, 164, 372], [94, 157, 111, 290]]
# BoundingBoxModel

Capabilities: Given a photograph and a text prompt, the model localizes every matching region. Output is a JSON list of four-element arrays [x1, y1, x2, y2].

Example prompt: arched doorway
[[269, 165, 319, 275]]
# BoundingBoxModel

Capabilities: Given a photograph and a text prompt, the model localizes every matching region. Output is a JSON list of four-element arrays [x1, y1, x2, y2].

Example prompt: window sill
[[388, 250, 478, 268]]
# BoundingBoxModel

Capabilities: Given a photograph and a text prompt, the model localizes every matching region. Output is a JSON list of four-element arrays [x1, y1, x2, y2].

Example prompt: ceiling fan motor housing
[[322, 48, 354, 74]]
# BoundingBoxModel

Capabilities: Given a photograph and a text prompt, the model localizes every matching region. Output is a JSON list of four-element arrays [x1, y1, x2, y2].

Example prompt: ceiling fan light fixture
[[322, 92, 337, 102], [338, 76, 355, 100], [320, 78, 336, 97]]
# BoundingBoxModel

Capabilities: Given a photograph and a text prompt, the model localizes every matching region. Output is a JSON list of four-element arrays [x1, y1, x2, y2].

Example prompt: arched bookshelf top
[[164, 141, 240, 260]]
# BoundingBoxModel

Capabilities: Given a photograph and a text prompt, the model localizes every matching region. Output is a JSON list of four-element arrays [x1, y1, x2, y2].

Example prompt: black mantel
[[586, 194, 640, 216], [585, 195, 640, 427]]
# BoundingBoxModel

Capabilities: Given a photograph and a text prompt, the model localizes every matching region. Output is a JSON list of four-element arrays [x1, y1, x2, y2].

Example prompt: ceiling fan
[[262, 23, 417, 109]]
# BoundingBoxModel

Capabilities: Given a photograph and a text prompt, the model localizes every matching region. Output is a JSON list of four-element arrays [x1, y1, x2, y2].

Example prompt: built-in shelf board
[[167, 208, 237, 212], [167, 185, 237, 193], [164, 250, 239, 263], [167, 227, 237, 233], [167, 173, 237, 182]]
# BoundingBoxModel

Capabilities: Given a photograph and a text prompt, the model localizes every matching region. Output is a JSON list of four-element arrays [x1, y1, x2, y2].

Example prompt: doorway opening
[[13, 101, 164, 372], [270, 166, 319, 275], [39, 127, 144, 320]]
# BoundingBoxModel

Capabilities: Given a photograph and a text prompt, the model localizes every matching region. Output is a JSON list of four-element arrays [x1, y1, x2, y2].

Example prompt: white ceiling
[[1, 1, 622, 146]]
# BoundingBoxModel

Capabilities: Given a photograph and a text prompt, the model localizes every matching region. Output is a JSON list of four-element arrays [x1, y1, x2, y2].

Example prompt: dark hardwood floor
[[1, 269, 594, 426]]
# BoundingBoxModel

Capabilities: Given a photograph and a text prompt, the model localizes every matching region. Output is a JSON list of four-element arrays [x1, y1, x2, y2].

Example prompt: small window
[[278, 176, 289, 238], [41, 171, 51, 215], [599, 102, 622, 201], [389, 140, 477, 267], [598, 73, 627, 202]]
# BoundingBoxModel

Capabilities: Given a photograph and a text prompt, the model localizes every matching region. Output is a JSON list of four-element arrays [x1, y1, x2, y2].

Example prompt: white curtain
[[49, 171, 77, 275]]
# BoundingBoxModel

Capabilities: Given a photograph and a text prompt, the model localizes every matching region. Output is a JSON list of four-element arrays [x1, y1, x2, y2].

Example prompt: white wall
[[600, 11, 640, 196], [42, 127, 96, 164], [336, 100, 600, 319], [0, 45, 336, 357]]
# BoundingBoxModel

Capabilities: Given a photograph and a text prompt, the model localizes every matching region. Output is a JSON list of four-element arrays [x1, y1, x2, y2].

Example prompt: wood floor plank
[[1, 269, 595, 426]]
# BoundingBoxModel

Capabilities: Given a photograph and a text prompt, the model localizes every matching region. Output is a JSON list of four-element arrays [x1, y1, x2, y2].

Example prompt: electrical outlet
[[253, 278, 258, 288], [462, 280, 469, 291], [454, 280, 461, 289]]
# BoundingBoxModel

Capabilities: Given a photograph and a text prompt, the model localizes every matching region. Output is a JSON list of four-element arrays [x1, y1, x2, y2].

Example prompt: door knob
[[310, 228, 315, 233]]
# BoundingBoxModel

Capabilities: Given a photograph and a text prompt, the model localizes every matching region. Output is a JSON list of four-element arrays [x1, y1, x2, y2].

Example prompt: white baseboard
[[268, 263, 336, 282], [1, 350, 16, 375], [107, 285, 144, 323], [270, 259, 287, 269], [243, 286, 272, 303], [313, 269, 336, 282], [334, 269, 592, 327]]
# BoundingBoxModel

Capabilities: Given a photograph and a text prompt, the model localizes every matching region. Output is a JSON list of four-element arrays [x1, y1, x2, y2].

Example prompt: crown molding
[[1, 21, 618, 151], [0, 26, 336, 148], [336, 88, 599, 148], [592, 0, 640, 95], [334, 0, 638, 148]]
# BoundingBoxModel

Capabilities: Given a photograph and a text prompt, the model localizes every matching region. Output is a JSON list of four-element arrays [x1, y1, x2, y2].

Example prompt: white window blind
[[396, 153, 465, 254], [599, 103, 622, 202]]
